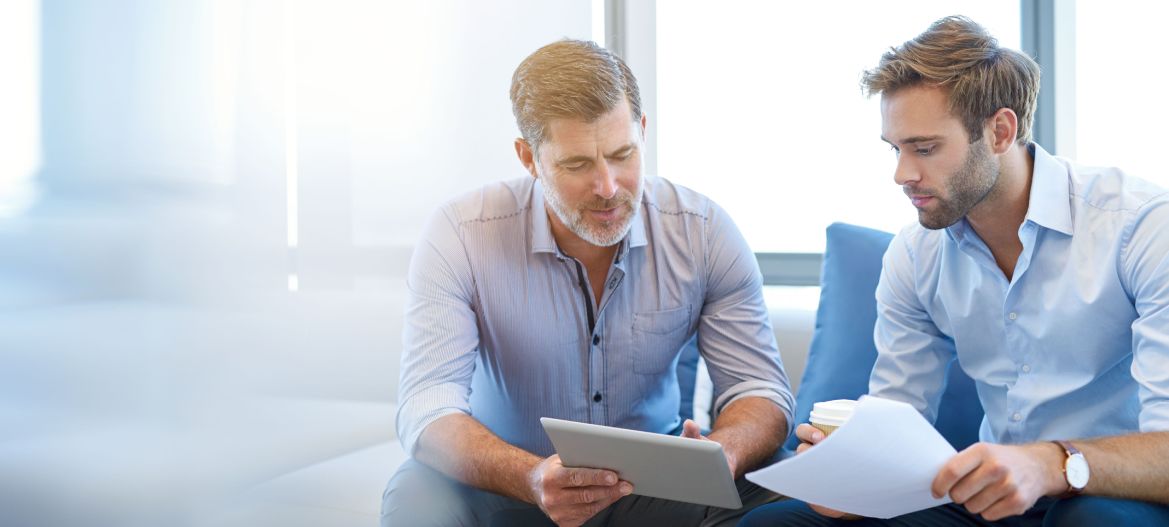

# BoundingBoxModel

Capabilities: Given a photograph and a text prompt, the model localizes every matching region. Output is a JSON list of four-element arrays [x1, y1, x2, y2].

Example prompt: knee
[[381, 459, 471, 527], [1044, 496, 1169, 527], [739, 499, 827, 527]]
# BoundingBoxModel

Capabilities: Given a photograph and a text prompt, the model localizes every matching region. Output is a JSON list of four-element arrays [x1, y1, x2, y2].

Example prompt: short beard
[[917, 140, 1000, 230], [542, 176, 642, 247]]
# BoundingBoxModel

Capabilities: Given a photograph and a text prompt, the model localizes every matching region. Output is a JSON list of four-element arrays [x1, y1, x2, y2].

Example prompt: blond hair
[[510, 39, 642, 151], [862, 16, 1040, 145]]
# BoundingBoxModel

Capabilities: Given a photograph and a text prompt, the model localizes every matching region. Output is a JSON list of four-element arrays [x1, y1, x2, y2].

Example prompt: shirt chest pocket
[[632, 305, 693, 374]]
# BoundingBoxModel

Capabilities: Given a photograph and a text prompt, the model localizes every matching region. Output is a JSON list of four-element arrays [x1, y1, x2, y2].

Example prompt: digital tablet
[[540, 417, 742, 509]]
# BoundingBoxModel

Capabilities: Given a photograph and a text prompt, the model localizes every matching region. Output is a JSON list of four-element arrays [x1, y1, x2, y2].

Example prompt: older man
[[382, 39, 793, 527]]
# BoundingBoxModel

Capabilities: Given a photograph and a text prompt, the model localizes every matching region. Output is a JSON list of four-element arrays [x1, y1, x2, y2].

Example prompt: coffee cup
[[808, 399, 857, 437]]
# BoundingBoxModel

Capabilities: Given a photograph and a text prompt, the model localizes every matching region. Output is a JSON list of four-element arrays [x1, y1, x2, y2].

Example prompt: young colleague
[[742, 15, 1169, 526]]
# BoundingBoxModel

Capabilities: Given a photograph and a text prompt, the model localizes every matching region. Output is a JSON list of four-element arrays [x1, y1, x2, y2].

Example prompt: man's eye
[[916, 147, 934, 156], [889, 145, 901, 156], [565, 163, 587, 171]]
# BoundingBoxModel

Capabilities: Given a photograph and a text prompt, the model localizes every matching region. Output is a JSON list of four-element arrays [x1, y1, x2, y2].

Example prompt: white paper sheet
[[746, 396, 957, 519]]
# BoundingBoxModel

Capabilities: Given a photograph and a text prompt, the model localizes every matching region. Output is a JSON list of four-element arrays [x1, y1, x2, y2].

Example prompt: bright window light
[[658, 2, 1019, 252], [1075, 0, 1169, 186], [592, 0, 606, 47], [0, 0, 40, 216], [283, 2, 299, 249]]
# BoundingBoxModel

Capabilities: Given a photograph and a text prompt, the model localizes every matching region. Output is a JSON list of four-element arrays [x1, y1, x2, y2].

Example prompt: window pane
[[339, 1, 592, 247], [658, 2, 1020, 252], [278, 0, 590, 287], [0, 0, 39, 215], [1075, 0, 1169, 185]]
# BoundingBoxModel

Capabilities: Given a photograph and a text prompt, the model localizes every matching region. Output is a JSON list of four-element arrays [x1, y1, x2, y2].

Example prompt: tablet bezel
[[540, 417, 742, 509]]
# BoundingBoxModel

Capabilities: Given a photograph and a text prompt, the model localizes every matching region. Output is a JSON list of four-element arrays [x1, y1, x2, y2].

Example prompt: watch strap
[[1053, 440, 1085, 497]]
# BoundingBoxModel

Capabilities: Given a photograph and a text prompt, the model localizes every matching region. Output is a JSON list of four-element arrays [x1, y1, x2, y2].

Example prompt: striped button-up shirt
[[397, 175, 794, 457]]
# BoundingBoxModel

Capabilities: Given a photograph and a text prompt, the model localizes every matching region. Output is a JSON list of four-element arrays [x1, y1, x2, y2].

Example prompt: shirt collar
[[529, 178, 648, 261], [1023, 142, 1074, 236], [945, 142, 1074, 243], [530, 179, 559, 256], [619, 198, 648, 262]]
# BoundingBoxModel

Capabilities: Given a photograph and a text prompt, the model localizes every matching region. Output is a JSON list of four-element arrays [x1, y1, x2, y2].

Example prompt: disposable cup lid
[[809, 399, 857, 427]]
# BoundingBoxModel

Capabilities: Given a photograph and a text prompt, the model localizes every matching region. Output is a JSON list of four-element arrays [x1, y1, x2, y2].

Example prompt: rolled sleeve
[[697, 201, 795, 438], [713, 382, 793, 427], [396, 207, 480, 455], [396, 386, 471, 457]]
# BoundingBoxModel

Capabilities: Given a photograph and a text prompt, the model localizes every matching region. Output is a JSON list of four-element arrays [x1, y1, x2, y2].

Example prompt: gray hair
[[510, 39, 642, 151]]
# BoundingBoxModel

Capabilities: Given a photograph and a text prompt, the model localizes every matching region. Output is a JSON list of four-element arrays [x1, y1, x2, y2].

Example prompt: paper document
[[746, 396, 956, 518]]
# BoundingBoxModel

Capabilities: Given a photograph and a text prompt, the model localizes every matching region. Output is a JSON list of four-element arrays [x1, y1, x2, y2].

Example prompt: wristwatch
[[1053, 440, 1090, 497]]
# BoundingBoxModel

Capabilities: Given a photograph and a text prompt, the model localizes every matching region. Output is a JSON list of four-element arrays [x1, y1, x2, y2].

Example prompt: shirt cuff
[[713, 379, 796, 440], [396, 384, 472, 455]]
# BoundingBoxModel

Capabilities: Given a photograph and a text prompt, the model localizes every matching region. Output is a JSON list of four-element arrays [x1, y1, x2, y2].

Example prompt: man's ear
[[639, 113, 647, 141], [514, 138, 539, 179], [987, 108, 1018, 154]]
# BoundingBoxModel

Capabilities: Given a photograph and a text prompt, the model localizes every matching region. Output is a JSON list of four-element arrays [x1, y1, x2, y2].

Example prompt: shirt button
[[593, 392, 602, 402], [1012, 412, 1023, 422], [592, 335, 600, 346], [1008, 312, 1018, 320], [1021, 364, 1031, 373]]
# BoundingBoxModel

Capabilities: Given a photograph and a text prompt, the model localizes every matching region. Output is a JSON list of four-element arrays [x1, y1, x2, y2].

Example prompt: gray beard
[[542, 178, 642, 247]]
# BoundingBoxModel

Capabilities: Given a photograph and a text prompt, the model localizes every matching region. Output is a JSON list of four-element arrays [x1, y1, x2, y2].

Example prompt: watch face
[[1066, 454, 1090, 489]]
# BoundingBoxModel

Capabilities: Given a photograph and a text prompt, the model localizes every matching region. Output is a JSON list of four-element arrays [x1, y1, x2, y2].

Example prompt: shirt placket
[[1001, 223, 1040, 441], [577, 242, 629, 426], [958, 233, 1020, 440]]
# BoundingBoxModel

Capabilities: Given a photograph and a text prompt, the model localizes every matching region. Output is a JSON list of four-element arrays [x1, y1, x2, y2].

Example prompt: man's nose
[[594, 161, 618, 200], [893, 156, 920, 187]]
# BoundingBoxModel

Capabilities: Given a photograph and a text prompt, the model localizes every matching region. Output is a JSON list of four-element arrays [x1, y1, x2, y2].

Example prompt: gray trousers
[[381, 458, 784, 527]]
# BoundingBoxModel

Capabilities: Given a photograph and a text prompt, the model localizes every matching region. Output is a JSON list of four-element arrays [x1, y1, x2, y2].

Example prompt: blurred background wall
[[0, 1, 590, 525]]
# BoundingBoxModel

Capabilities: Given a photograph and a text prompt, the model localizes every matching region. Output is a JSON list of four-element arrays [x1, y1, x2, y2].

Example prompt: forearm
[[413, 413, 543, 503], [1073, 431, 1169, 503], [707, 397, 786, 478]]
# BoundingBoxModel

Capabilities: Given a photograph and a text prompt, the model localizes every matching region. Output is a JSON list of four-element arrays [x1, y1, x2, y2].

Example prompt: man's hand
[[679, 419, 739, 475], [527, 454, 633, 527], [793, 422, 825, 454], [792, 423, 854, 519], [931, 442, 1065, 521]]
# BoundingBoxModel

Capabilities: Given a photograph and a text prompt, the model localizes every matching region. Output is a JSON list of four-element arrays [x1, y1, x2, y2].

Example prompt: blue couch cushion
[[783, 223, 982, 451]]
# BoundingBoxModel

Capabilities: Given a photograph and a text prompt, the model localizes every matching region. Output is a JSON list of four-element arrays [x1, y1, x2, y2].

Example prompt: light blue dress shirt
[[872, 144, 1169, 445], [397, 175, 794, 457]]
